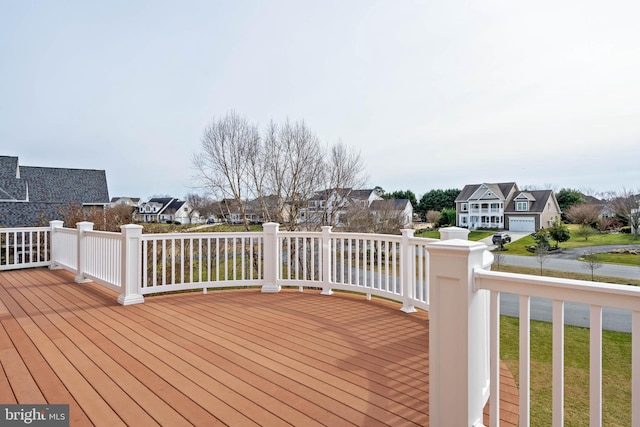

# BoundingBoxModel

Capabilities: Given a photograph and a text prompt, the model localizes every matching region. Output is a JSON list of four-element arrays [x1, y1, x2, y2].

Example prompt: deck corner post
[[320, 226, 333, 295], [427, 239, 490, 427], [400, 229, 416, 313], [261, 222, 281, 293], [118, 224, 144, 305], [439, 226, 470, 241], [49, 220, 64, 270], [75, 222, 93, 283]]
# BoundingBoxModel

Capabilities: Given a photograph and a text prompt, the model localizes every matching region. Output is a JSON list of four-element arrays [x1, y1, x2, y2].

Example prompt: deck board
[[0, 268, 518, 426]]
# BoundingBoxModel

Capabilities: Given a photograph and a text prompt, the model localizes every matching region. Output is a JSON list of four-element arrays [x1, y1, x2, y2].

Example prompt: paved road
[[480, 234, 640, 332]]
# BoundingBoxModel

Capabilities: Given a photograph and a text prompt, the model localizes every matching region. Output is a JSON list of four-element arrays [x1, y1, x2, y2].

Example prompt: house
[[455, 182, 561, 232], [137, 198, 199, 225], [297, 188, 413, 231], [369, 199, 414, 229], [299, 188, 384, 227], [0, 155, 110, 227], [110, 197, 141, 209]]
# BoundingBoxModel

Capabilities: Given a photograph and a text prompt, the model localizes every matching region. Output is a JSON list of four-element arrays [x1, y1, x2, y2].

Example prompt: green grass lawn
[[496, 264, 635, 425], [579, 252, 640, 267], [504, 225, 640, 257], [500, 316, 631, 426]]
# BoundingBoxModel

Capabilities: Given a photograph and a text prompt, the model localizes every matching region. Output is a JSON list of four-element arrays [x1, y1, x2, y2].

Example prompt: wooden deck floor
[[0, 268, 518, 426]]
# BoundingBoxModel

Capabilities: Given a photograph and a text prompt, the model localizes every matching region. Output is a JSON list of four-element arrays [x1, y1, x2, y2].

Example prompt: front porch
[[0, 268, 519, 426]]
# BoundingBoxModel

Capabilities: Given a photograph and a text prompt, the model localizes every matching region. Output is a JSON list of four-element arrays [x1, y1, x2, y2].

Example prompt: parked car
[[492, 232, 511, 245]]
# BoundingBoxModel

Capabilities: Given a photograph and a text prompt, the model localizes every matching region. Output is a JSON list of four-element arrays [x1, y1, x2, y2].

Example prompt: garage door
[[509, 217, 535, 232]]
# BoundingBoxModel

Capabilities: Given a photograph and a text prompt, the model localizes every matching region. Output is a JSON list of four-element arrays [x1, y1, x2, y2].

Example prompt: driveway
[[480, 231, 532, 250]]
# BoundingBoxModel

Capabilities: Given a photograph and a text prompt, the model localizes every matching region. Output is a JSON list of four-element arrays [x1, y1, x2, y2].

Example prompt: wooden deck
[[0, 268, 518, 426]]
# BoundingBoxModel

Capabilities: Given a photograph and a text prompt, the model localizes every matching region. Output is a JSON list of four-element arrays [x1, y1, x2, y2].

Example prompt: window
[[462, 203, 468, 212], [516, 201, 528, 211], [471, 203, 480, 210]]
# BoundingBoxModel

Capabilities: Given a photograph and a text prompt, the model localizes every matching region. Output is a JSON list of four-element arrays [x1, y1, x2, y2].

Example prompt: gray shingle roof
[[505, 190, 553, 213], [0, 156, 110, 227]]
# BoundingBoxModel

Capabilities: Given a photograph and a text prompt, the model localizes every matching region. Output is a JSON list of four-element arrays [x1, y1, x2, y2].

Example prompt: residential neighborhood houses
[[455, 182, 562, 232], [2, 155, 638, 235]]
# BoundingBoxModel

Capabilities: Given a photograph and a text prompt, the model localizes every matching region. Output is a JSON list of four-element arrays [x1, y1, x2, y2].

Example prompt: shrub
[[621, 226, 632, 234]]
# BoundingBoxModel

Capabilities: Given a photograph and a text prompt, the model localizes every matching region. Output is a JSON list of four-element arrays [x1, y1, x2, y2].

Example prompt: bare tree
[[342, 203, 374, 233], [319, 142, 367, 227], [185, 193, 209, 224], [265, 119, 326, 230], [610, 188, 640, 240], [564, 203, 602, 225], [426, 210, 441, 228], [246, 127, 272, 223], [580, 249, 603, 281], [534, 244, 549, 276], [492, 251, 506, 271], [192, 111, 259, 231]]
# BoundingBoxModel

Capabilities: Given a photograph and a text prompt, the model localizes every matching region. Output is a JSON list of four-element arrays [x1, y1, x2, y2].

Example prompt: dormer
[[514, 192, 536, 211]]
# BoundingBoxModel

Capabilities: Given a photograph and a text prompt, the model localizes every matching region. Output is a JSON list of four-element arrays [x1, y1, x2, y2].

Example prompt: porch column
[[320, 226, 333, 295], [117, 224, 144, 305], [49, 220, 64, 270], [75, 222, 93, 283], [400, 229, 416, 312], [427, 239, 490, 427], [261, 222, 281, 293]]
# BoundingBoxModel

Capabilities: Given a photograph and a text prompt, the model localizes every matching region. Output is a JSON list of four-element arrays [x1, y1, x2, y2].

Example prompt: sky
[[1, 0, 639, 201]]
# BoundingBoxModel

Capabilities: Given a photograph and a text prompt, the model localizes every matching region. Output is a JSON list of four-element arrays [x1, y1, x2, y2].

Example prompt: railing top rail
[[409, 236, 440, 244], [56, 227, 77, 234], [0, 226, 51, 232], [278, 230, 322, 238], [85, 229, 122, 238], [140, 231, 264, 241], [327, 231, 404, 242], [475, 268, 640, 311]]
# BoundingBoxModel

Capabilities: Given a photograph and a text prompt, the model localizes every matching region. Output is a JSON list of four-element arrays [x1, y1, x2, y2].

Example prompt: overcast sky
[[1, 1, 639, 200]]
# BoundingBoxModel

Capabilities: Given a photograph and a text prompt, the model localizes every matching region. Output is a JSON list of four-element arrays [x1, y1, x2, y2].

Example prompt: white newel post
[[75, 222, 93, 283], [320, 226, 333, 295], [49, 220, 64, 270], [427, 239, 490, 427], [117, 224, 145, 305], [439, 226, 470, 241], [401, 229, 417, 313], [261, 222, 281, 293]]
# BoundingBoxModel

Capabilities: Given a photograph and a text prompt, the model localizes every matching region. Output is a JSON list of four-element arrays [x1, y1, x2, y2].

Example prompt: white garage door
[[509, 217, 535, 232]]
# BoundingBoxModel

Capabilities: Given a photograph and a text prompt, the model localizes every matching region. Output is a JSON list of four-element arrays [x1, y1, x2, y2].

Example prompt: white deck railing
[[0, 226, 51, 270], [2, 221, 638, 426]]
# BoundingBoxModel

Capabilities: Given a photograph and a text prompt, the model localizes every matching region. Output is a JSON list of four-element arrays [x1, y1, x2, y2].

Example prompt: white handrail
[[12, 221, 637, 425], [0, 226, 50, 270], [475, 267, 640, 426]]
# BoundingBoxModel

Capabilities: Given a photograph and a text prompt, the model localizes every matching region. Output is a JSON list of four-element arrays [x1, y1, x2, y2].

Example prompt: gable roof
[[455, 182, 517, 202], [0, 155, 110, 227], [505, 190, 555, 213], [20, 166, 109, 204], [370, 199, 411, 211]]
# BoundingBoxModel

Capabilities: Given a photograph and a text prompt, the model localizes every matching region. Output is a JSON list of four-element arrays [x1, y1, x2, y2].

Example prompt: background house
[[0, 155, 110, 227], [456, 182, 561, 232], [137, 198, 199, 224], [370, 199, 413, 229], [298, 188, 413, 231], [110, 197, 141, 209]]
